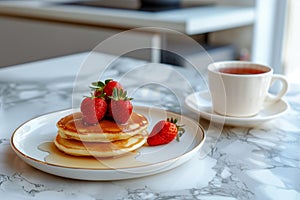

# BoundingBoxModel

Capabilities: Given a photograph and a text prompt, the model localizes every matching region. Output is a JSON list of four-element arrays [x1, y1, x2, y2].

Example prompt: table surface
[[0, 0, 255, 35], [0, 52, 299, 200]]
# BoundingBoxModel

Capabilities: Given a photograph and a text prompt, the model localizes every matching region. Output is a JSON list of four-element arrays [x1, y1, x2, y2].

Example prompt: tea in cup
[[208, 61, 288, 117]]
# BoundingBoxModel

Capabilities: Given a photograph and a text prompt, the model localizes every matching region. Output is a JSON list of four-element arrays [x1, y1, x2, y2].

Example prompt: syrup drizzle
[[38, 142, 148, 169]]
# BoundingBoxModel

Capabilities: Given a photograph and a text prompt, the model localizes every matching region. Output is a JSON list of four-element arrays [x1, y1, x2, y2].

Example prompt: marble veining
[[0, 53, 299, 200]]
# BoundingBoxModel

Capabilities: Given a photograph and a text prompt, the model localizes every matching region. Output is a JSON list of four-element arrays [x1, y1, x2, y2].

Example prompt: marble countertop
[[0, 0, 255, 34], [0, 52, 299, 200]]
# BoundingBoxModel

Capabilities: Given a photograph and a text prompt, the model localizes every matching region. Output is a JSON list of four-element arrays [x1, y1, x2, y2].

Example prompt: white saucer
[[185, 91, 289, 127]]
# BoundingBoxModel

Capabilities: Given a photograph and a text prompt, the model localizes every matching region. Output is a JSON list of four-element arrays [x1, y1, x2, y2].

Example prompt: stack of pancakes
[[54, 112, 148, 158]]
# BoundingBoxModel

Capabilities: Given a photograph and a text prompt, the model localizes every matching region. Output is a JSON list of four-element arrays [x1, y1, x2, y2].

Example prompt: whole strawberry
[[108, 88, 133, 124], [80, 95, 107, 125], [103, 79, 123, 98], [147, 118, 185, 146], [90, 79, 123, 99], [90, 81, 106, 97]]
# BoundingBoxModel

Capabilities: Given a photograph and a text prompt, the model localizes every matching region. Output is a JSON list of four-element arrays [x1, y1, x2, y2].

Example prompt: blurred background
[[0, 0, 298, 82]]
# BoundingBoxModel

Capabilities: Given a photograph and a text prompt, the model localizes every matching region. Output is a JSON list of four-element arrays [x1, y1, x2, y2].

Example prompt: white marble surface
[[0, 52, 300, 200]]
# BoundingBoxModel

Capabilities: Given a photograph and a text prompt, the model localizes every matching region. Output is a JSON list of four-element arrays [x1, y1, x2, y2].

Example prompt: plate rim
[[185, 91, 290, 126], [10, 106, 206, 173]]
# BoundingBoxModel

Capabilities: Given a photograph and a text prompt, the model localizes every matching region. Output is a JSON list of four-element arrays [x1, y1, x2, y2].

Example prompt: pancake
[[57, 112, 148, 142], [54, 131, 147, 157]]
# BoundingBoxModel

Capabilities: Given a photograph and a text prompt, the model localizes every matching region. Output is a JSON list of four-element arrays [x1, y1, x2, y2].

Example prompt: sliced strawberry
[[147, 118, 185, 146], [80, 95, 107, 125], [108, 88, 133, 124]]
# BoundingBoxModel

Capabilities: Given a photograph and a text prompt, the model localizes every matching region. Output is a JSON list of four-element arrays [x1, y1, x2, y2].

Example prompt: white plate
[[11, 106, 205, 181], [185, 91, 289, 127]]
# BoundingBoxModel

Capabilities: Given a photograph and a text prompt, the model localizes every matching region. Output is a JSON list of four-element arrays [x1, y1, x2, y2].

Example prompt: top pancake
[[57, 112, 148, 142]]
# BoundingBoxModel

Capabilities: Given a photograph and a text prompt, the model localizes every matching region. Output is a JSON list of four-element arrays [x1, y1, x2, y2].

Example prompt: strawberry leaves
[[167, 118, 185, 141]]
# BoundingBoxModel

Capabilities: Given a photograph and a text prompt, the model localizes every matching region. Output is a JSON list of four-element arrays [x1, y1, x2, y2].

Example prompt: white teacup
[[208, 61, 288, 117]]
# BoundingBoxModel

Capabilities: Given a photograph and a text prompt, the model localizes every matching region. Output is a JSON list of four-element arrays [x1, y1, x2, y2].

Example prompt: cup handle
[[266, 74, 288, 102]]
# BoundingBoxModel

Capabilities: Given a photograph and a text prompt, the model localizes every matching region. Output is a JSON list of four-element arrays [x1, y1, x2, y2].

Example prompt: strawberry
[[80, 95, 107, 125], [147, 118, 185, 146], [90, 79, 123, 100], [90, 81, 106, 97], [103, 79, 123, 98], [108, 88, 133, 124]]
